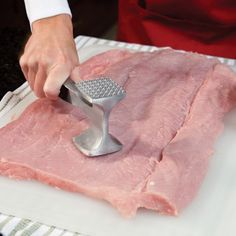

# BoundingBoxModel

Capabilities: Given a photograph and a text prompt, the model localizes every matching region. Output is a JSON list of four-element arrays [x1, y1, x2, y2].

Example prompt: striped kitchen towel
[[0, 213, 89, 236]]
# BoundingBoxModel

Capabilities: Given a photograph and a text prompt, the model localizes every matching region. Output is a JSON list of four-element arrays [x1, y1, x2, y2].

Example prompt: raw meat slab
[[0, 49, 236, 217]]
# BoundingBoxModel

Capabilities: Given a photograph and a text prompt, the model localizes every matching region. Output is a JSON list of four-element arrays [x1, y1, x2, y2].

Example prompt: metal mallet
[[64, 77, 126, 157]]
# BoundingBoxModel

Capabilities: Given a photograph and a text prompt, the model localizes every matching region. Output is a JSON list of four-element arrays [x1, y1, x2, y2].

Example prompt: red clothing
[[117, 0, 236, 59]]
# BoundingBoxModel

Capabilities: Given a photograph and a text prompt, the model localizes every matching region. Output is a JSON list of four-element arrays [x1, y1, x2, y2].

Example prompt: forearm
[[32, 14, 73, 35], [24, 0, 72, 26]]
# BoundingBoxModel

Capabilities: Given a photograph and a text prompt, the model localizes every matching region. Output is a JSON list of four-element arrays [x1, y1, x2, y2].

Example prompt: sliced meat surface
[[78, 49, 134, 81], [0, 49, 236, 217]]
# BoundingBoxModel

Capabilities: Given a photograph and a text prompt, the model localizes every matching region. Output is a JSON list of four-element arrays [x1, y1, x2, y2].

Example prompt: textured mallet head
[[77, 77, 126, 101]]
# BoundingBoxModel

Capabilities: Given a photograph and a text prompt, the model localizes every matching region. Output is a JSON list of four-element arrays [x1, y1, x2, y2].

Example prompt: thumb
[[44, 64, 72, 100]]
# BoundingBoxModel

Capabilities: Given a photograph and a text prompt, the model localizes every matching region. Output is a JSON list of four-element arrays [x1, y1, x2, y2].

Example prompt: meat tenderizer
[[63, 77, 126, 157]]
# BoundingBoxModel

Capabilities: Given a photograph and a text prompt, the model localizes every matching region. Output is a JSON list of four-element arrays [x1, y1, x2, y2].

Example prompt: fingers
[[44, 63, 72, 100], [28, 63, 38, 90], [19, 55, 29, 85], [19, 55, 38, 91], [20, 53, 73, 99], [19, 56, 28, 79], [34, 65, 47, 98]]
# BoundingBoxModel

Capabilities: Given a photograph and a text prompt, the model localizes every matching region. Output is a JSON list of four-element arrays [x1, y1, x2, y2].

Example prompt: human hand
[[20, 14, 79, 99]]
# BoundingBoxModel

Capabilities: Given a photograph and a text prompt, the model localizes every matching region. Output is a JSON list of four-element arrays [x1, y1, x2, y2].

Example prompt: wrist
[[32, 14, 73, 35]]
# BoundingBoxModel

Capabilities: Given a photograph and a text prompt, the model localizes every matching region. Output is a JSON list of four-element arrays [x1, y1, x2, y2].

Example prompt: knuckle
[[38, 59, 48, 68], [19, 55, 27, 68], [27, 57, 37, 68], [20, 56, 37, 69], [39, 55, 51, 67]]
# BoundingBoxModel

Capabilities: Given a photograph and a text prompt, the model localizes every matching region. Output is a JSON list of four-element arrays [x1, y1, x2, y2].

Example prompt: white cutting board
[[0, 45, 236, 236]]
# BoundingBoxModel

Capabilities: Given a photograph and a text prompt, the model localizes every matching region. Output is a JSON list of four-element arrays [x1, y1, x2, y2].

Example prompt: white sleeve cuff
[[24, 0, 72, 26]]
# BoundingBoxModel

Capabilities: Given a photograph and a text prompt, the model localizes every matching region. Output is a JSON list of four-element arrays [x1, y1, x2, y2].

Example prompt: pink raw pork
[[1, 49, 236, 217]]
